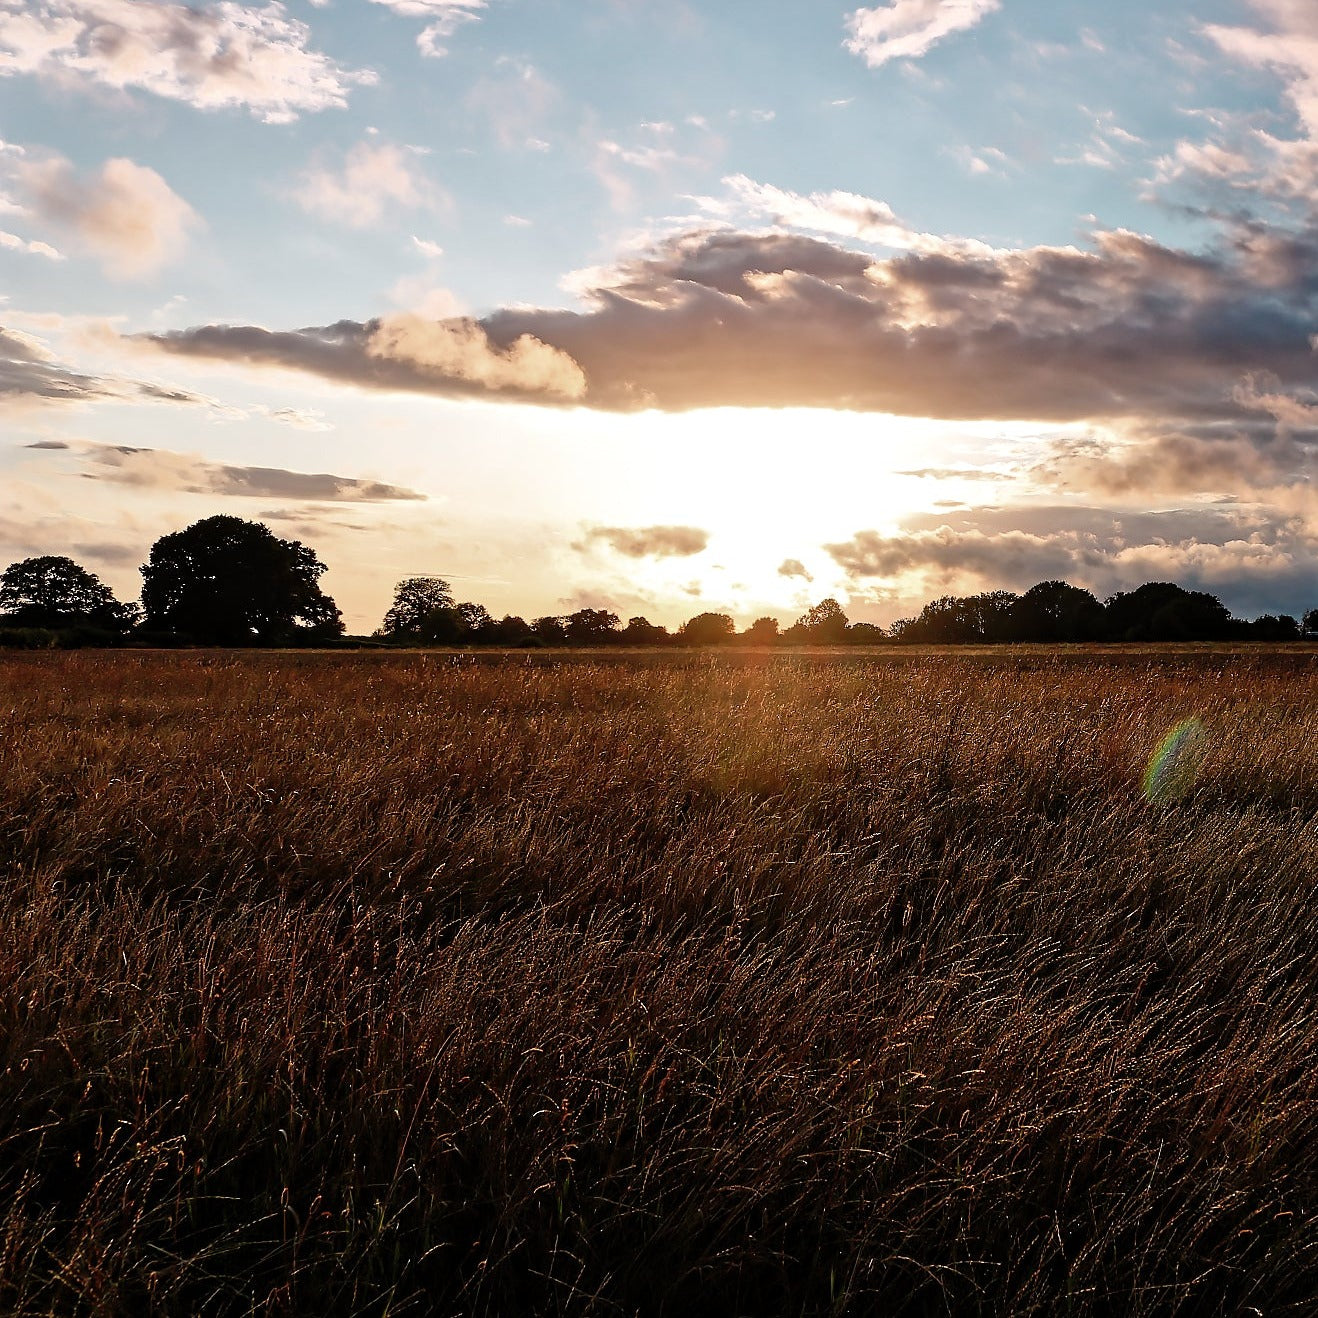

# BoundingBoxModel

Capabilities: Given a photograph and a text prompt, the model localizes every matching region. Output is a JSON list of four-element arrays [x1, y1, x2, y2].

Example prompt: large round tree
[[140, 516, 343, 645]]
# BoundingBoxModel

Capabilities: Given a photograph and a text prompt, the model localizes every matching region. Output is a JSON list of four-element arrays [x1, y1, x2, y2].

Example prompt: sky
[[3, 0, 1318, 632]]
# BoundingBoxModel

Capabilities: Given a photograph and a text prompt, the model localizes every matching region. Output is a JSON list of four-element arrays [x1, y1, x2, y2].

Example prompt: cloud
[[0, 0, 375, 122], [777, 557, 812, 582], [899, 466, 1010, 481], [366, 0, 487, 57], [845, 0, 1001, 68], [141, 218, 1318, 450], [713, 174, 996, 255], [1204, 2, 1318, 142], [17, 154, 197, 277], [296, 141, 442, 229], [826, 503, 1318, 617], [466, 56, 557, 151], [1160, 2, 1318, 205], [576, 525, 709, 558], [367, 314, 586, 399], [1, 324, 120, 402], [0, 228, 61, 259], [42, 440, 428, 501], [1, 324, 226, 408]]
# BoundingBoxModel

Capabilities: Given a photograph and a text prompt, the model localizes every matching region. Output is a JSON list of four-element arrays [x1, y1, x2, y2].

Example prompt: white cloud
[[0, 0, 375, 123], [296, 141, 443, 229], [366, 0, 486, 57], [17, 154, 198, 278], [715, 173, 999, 256], [0, 229, 62, 259], [845, 0, 1002, 68]]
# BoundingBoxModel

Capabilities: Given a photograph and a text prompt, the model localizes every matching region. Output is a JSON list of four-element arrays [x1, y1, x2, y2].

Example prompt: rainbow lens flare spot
[[1143, 718, 1208, 805]]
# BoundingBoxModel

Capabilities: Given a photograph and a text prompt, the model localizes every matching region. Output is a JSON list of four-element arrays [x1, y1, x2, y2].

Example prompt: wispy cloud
[[367, 0, 486, 58], [36, 439, 427, 502], [14, 152, 198, 278], [0, 0, 375, 122], [0, 228, 61, 259], [295, 141, 444, 229], [712, 173, 998, 254], [845, 0, 1001, 68], [0, 325, 212, 406]]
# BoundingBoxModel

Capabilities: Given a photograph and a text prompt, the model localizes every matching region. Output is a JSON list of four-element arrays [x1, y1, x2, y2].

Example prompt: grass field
[[4, 648, 1318, 1315]]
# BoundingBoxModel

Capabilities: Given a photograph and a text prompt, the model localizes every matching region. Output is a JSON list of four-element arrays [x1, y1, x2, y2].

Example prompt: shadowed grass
[[3, 648, 1318, 1314]]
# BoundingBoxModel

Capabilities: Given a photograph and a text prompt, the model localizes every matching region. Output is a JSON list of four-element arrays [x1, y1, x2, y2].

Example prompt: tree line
[[2, 515, 1315, 648]]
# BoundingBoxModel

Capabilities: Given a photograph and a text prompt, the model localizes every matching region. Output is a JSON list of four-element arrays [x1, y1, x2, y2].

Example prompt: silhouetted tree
[[0, 555, 135, 635], [679, 612, 735, 645], [623, 616, 669, 644], [845, 622, 886, 644], [565, 608, 621, 644], [140, 516, 342, 645], [532, 616, 567, 645], [744, 616, 780, 644], [1250, 613, 1300, 641], [796, 598, 849, 644], [455, 602, 492, 640], [892, 595, 980, 643], [380, 577, 455, 639], [486, 614, 535, 645], [1302, 608, 1318, 636], [1103, 582, 1233, 642], [1010, 581, 1104, 642]]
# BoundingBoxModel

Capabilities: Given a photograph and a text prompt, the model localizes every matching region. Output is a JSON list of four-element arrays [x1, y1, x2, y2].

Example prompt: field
[[4, 648, 1318, 1316]]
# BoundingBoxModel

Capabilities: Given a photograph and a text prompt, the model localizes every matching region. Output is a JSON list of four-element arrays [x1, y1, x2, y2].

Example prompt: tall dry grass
[[3, 648, 1318, 1314]]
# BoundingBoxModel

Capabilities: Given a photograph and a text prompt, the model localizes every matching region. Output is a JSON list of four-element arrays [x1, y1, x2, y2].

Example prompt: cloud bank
[[826, 503, 1318, 619], [0, 0, 374, 122], [142, 216, 1318, 486]]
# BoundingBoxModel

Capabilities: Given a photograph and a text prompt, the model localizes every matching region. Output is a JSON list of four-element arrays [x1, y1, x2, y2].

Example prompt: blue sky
[[3, 0, 1318, 631]]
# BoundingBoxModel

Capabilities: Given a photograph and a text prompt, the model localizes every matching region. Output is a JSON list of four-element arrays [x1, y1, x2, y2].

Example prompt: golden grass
[[3, 648, 1318, 1314]]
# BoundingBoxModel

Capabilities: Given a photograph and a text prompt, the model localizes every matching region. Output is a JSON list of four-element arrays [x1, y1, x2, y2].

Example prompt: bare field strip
[[4, 649, 1318, 1315]]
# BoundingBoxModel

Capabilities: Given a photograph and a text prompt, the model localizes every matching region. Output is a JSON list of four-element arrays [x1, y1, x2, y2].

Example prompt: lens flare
[[1143, 717, 1207, 805]]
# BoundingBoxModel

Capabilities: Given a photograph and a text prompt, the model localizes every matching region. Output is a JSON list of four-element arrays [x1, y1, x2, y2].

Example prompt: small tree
[[380, 577, 455, 638], [532, 615, 567, 645], [1303, 609, 1318, 636], [846, 621, 886, 644], [141, 516, 342, 645], [565, 608, 621, 644], [679, 612, 735, 645], [796, 598, 849, 644], [623, 616, 669, 644], [0, 555, 135, 634], [744, 616, 780, 644]]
